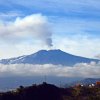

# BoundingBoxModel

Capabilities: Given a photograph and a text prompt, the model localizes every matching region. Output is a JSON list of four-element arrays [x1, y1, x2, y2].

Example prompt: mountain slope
[[0, 49, 99, 66], [66, 78, 100, 87], [79, 78, 100, 85]]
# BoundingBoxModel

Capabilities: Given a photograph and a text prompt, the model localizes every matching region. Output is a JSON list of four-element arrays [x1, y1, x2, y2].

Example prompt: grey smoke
[[45, 38, 53, 47]]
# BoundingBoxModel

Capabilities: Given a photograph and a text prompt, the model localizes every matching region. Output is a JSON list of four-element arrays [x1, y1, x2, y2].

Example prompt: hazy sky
[[0, 0, 100, 59]]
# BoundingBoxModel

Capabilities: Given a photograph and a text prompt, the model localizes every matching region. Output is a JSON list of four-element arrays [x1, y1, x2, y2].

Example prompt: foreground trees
[[0, 83, 99, 100]]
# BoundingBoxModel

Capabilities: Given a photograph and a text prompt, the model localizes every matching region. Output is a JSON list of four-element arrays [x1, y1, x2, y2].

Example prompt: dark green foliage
[[65, 86, 100, 100], [0, 82, 63, 100]]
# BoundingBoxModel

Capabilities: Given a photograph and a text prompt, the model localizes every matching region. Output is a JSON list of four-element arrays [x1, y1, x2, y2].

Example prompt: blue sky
[[0, 0, 100, 59]]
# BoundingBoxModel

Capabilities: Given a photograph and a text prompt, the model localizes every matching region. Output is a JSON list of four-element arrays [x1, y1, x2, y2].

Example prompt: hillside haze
[[0, 49, 99, 66]]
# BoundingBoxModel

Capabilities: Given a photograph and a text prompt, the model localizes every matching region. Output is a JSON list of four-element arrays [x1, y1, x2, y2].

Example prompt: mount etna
[[0, 50, 99, 66]]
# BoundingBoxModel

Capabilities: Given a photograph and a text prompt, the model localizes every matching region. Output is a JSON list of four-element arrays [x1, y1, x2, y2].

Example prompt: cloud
[[0, 61, 100, 78], [0, 1, 100, 59], [0, 12, 22, 18], [0, 13, 53, 47], [95, 54, 100, 59], [52, 35, 100, 58]]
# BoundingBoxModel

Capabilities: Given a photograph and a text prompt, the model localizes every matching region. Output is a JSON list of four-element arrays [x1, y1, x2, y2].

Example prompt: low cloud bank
[[0, 61, 100, 78]]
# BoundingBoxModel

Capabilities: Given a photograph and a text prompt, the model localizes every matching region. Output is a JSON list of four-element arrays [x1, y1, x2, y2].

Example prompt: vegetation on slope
[[0, 82, 99, 100]]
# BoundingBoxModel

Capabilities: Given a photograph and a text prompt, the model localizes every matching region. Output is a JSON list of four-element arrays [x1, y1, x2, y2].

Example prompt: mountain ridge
[[66, 78, 100, 87], [0, 49, 99, 66]]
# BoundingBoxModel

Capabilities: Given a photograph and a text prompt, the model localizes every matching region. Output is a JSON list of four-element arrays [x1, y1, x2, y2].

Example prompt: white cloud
[[95, 54, 100, 59], [0, 13, 53, 47], [0, 14, 100, 59], [0, 62, 100, 78], [0, 1, 100, 59], [0, 12, 22, 18], [52, 35, 100, 58]]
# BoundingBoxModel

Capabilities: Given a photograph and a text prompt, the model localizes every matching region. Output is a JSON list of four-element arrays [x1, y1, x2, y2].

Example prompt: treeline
[[0, 82, 99, 100]]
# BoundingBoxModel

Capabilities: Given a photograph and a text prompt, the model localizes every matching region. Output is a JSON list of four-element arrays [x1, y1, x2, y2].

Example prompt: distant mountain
[[65, 78, 100, 87], [79, 78, 100, 85], [0, 49, 99, 66]]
